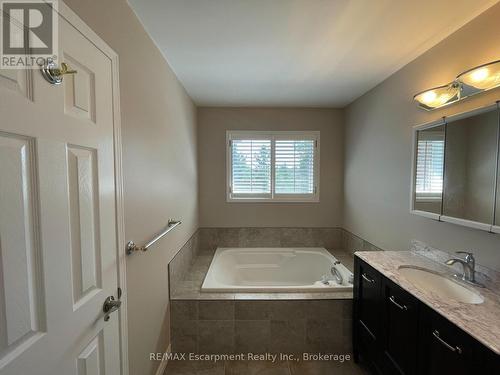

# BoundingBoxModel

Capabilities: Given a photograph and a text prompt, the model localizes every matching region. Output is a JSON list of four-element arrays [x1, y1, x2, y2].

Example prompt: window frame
[[226, 130, 320, 203]]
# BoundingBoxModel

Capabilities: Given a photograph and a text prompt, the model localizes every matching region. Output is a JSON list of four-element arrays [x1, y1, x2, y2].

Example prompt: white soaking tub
[[201, 247, 353, 292]]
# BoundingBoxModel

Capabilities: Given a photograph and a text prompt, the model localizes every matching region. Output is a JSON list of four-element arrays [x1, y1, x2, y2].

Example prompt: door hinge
[[117, 287, 122, 299]]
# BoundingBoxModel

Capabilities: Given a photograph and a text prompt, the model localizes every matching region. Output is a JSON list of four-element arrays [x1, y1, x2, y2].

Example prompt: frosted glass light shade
[[457, 60, 500, 90], [413, 84, 460, 110]]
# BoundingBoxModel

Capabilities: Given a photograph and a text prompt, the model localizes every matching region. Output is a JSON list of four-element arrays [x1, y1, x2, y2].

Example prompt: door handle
[[432, 330, 462, 354], [103, 296, 121, 322], [389, 295, 408, 311], [41, 61, 77, 85], [362, 273, 375, 283]]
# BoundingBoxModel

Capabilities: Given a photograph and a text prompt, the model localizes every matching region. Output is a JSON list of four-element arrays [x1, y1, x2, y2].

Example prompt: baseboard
[[154, 344, 171, 375]]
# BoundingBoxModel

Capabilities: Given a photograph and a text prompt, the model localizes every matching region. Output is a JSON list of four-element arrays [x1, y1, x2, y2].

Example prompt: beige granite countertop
[[355, 250, 500, 355]]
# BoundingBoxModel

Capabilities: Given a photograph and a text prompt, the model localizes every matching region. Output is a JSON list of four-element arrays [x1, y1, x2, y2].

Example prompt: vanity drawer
[[354, 257, 384, 374], [354, 258, 382, 338], [418, 305, 498, 375], [381, 278, 419, 375], [356, 318, 382, 374]]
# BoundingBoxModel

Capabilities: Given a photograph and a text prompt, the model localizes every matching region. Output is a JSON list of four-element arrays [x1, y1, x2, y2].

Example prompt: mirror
[[412, 104, 500, 232], [443, 109, 498, 224], [495, 112, 500, 230]]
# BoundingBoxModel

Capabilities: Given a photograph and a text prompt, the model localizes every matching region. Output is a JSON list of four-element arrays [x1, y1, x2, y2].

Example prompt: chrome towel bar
[[126, 219, 181, 255]]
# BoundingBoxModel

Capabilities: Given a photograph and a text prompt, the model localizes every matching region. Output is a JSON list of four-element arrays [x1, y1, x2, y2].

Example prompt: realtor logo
[[1, 0, 58, 69]]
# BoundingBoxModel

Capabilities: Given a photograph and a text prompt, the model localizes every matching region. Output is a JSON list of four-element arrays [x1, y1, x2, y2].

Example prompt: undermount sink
[[398, 266, 484, 304]]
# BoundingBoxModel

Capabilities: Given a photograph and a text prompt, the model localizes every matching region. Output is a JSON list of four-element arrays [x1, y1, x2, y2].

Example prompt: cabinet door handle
[[432, 330, 463, 354], [389, 295, 408, 311], [362, 273, 375, 283]]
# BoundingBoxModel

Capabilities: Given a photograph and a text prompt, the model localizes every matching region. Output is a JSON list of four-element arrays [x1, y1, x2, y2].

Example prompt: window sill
[[415, 197, 442, 203], [227, 196, 320, 203]]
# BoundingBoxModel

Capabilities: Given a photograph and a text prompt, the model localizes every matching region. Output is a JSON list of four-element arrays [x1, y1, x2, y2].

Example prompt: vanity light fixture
[[457, 59, 500, 90], [414, 59, 500, 110], [413, 83, 461, 111]]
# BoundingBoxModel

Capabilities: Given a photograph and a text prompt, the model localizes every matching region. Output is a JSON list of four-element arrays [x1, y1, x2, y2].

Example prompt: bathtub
[[201, 247, 353, 292]]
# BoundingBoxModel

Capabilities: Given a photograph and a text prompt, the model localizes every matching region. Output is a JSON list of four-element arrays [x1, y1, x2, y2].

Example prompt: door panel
[[0, 133, 45, 362], [0, 69, 32, 100], [67, 145, 102, 308], [0, 16, 33, 100], [0, 6, 120, 375], [63, 54, 97, 123], [77, 333, 105, 375]]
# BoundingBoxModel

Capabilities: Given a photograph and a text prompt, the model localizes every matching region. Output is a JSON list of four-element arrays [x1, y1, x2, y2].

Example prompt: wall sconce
[[414, 59, 500, 110]]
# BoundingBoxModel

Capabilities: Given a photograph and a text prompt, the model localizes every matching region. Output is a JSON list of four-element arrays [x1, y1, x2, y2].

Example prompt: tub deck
[[170, 248, 355, 300]]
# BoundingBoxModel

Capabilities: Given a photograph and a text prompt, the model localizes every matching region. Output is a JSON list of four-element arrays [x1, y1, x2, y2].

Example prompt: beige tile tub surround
[[341, 230, 383, 255], [170, 300, 353, 355], [355, 251, 500, 355], [198, 227, 344, 252], [169, 227, 344, 294], [171, 259, 354, 301], [168, 227, 376, 300]]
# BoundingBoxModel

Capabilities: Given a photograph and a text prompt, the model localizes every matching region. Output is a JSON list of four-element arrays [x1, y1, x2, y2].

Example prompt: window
[[415, 132, 444, 201], [227, 131, 319, 202]]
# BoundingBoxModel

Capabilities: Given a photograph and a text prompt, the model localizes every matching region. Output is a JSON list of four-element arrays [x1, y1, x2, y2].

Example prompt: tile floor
[[163, 359, 370, 375]]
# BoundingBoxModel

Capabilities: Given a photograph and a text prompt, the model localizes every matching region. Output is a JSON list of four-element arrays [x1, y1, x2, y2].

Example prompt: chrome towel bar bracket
[[126, 219, 181, 255]]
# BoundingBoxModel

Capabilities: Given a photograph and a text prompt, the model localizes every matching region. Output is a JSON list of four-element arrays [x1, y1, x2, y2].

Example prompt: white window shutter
[[231, 139, 271, 194], [275, 140, 315, 194]]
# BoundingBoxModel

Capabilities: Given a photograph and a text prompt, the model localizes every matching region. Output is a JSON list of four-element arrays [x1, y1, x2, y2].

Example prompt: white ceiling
[[127, 0, 499, 107]]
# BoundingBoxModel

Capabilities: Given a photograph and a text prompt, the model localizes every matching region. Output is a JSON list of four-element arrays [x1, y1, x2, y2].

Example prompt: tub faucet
[[331, 265, 344, 285], [320, 261, 344, 285], [445, 251, 476, 283]]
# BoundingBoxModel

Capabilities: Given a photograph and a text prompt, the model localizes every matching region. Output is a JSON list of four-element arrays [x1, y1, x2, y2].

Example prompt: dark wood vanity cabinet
[[353, 257, 500, 375], [353, 260, 382, 372], [380, 279, 419, 375], [418, 305, 500, 375], [418, 304, 479, 375]]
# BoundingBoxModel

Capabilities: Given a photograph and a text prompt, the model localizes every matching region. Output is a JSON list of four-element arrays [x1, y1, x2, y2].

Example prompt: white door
[[0, 4, 123, 375]]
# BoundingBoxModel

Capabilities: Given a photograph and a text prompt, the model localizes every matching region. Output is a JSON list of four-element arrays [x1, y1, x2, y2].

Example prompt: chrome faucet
[[321, 261, 344, 285], [331, 263, 344, 285], [445, 251, 476, 283]]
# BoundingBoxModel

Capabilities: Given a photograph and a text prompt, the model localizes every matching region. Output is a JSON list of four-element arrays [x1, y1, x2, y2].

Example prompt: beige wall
[[344, 3, 500, 271], [198, 108, 344, 227], [64, 1, 198, 375]]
